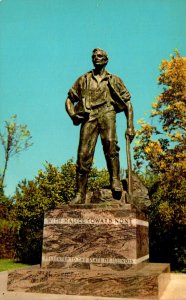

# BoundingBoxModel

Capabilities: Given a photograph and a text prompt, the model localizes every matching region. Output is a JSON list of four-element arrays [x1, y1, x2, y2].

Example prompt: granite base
[[7, 263, 170, 299], [42, 205, 149, 270]]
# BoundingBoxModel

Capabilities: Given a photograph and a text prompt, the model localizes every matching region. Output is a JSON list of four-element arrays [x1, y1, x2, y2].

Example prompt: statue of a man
[[65, 48, 135, 204]]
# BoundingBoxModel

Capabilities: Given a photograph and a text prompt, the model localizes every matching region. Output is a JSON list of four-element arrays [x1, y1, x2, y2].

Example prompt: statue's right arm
[[65, 97, 75, 119], [65, 97, 84, 126], [65, 76, 85, 125]]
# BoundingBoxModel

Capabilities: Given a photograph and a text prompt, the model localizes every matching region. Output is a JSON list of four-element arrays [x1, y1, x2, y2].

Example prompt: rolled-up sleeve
[[68, 76, 84, 103]]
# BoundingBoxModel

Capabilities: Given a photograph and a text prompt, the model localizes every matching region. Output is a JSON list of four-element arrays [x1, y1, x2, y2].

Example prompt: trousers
[[77, 110, 120, 174]]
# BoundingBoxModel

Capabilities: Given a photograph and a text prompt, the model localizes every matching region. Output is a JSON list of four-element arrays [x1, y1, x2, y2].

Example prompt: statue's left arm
[[109, 75, 135, 142], [125, 100, 135, 142]]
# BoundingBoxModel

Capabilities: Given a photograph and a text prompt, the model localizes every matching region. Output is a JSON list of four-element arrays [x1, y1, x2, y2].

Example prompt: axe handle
[[126, 134, 133, 196]]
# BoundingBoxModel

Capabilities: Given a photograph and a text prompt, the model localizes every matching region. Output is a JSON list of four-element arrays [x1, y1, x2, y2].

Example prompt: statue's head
[[92, 48, 109, 68]]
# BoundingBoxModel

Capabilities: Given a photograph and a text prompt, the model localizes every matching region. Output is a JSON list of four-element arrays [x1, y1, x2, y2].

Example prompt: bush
[[0, 194, 19, 259]]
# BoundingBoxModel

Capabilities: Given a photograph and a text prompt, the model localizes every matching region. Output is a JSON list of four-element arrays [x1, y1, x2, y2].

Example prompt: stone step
[[8, 263, 170, 299]]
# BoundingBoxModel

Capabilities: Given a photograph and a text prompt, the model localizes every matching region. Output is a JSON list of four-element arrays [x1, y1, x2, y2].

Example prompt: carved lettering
[[44, 217, 137, 226], [43, 255, 134, 265]]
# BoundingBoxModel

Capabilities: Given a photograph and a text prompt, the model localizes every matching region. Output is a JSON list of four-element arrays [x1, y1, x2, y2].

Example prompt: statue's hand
[[125, 128, 135, 143], [71, 114, 84, 126]]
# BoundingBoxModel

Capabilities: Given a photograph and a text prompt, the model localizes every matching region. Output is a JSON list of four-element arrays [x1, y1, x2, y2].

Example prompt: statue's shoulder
[[108, 73, 123, 84], [108, 73, 126, 92], [75, 70, 92, 83]]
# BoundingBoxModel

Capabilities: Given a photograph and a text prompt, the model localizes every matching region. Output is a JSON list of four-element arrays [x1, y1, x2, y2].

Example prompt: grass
[[0, 259, 30, 272]]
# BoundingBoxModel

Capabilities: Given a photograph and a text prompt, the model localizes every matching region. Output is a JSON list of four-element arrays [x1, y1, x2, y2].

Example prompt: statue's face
[[92, 50, 108, 68]]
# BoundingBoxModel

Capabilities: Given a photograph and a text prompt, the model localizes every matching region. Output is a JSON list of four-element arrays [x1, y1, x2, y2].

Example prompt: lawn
[[0, 259, 29, 272]]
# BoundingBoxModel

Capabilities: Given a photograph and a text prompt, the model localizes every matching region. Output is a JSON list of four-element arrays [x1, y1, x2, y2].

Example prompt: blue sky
[[0, 0, 186, 196]]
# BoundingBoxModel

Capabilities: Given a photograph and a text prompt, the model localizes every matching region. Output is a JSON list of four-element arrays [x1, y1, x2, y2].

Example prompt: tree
[[134, 50, 186, 271], [0, 115, 33, 192]]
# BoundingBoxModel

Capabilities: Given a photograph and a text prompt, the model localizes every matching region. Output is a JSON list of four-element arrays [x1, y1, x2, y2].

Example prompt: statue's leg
[[71, 172, 88, 204], [99, 111, 122, 199], [71, 119, 99, 204]]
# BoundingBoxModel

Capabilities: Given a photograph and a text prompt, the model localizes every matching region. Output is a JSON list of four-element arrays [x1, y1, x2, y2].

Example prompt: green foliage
[[0, 259, 29, 272], [14, 159, 109, 264], [0, 219, 19, 259], [0, 194, 19, 258], [0, 194, 13, 219], [0, 115, 33, 191], [88, 165, 109, 191], [134, 50, 186, 272]]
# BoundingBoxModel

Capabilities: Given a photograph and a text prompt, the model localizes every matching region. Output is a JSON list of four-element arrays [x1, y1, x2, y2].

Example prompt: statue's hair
[[92, 48, 109, 62]]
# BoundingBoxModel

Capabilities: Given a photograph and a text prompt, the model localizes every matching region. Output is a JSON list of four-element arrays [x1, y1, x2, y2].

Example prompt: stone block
[[42, 205, 149, 270]]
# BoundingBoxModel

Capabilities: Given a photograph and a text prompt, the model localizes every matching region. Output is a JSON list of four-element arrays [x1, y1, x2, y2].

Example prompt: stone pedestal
[[42, 205, 149, 270], [7, 202, 171, 298]]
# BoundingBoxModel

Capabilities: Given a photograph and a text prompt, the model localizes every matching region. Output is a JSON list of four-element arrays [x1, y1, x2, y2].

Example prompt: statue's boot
[[109, 157, 122, 199], [71, 172, 88, 204]]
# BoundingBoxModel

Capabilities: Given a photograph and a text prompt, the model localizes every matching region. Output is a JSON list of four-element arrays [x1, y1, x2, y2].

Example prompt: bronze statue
[[65, 48, 135, 204]]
